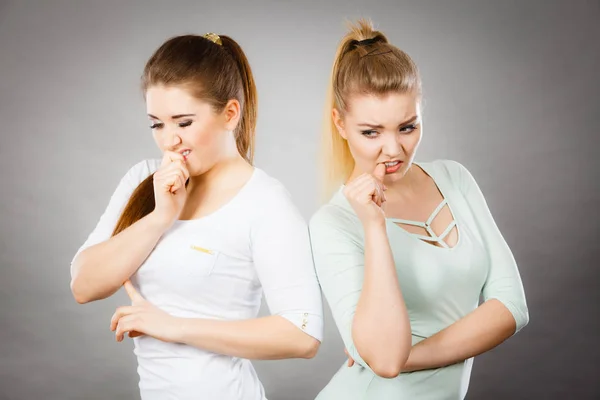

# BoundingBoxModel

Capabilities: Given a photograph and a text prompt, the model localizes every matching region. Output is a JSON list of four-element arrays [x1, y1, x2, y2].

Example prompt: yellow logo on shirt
[[190, 245, 214, 255]]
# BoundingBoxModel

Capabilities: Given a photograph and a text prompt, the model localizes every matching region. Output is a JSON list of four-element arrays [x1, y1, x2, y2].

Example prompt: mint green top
[[309, 160, 529, 400]]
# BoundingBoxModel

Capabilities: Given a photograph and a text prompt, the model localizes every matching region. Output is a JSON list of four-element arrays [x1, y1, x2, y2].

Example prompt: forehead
[[145, 85, 204, 116], [345, 92, 420, 124]]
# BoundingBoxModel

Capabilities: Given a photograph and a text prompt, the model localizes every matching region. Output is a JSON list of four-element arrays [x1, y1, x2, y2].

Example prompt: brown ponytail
[[112, 34, 257, 236], [220, 35, 258, 164]]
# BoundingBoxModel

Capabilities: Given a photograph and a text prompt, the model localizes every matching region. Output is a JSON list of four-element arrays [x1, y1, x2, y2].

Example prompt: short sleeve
[[309, 206, 373, 371], [250, 185, 324, 342], [69, 159, 159, 278], [447, 160, 530, 333]]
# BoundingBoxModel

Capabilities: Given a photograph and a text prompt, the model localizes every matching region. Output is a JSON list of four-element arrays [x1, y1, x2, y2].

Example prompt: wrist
[[169, 316, 188, 344], [362, 218, 387, 234], [402, 351, 417, 372], [147, 211, 174, 232]]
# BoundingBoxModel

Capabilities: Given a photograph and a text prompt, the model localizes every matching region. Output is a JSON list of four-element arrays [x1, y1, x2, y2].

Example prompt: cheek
[[188, 125, 216, 149], [347, 135, 380, 161], [403, 130, 422, 154]]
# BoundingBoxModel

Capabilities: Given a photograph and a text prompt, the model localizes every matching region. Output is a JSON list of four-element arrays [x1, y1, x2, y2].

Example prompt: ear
[[223, 99, 241, 131], [332, 108, 347, 140]]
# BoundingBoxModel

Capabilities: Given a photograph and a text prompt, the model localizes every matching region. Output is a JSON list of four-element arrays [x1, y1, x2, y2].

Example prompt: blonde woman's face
[[333, 92, 422, 184]]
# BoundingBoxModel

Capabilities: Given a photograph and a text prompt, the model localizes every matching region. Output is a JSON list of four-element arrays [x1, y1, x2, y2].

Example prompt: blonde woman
[[309, 20, 529, 399]]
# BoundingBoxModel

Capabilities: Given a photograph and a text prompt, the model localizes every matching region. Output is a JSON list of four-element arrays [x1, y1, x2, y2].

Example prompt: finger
[[163, 159, 190, 180], [345, 173, 370, 190], [161, 174, 179, 193], [346, 175, 375, 199], [352, 177, 383, 206], [110, 306, 140, 331], [115, 315, 140, 342], [169, 174, 186, 194], [173, 161, 190, 181], [343, 175, 372, 200], [367, 175, 385, 205], [123, 280, 145, 303], [373, 163, 387, 182], [160, 166, 187, 193], [349, 358, 355, 367], [160, 172, 185, 194], [161, 151, 185, 167]]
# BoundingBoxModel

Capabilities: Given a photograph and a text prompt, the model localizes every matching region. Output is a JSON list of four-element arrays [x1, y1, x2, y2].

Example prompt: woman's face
[[334, 91, 422, 184], [145, 84, 240, 176]]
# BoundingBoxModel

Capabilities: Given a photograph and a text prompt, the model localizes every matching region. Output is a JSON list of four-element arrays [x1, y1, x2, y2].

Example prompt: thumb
[[123, 280, 144, 303], [373, 163, 386, 182]]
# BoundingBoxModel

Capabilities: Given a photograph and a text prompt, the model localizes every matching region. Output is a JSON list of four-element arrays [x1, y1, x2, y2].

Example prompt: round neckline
[[173, 167, 259, 225]]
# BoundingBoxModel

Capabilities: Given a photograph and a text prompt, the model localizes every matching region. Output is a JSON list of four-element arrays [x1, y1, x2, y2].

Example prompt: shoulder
[[248, 168, 295, 205], [122, 159, 161, 186], [417, 159, 469, 179], [417, 159, 476, 192], [309, 189, 360, 239], [245, 168, 305, 221]]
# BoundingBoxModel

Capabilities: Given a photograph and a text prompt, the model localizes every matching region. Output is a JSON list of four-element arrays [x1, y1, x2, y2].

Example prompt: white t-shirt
[[72, 159, 324, 400]]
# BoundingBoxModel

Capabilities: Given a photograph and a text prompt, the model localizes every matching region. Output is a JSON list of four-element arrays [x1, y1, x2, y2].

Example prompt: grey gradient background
[[1, 0, 599, 399]]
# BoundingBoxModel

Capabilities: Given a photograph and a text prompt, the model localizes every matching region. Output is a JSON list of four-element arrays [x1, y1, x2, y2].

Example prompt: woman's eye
[[179, 120, 193, 128], [400, 124, 417, 133], [361, 130, 379, 138], [150, 122, 163, 130]]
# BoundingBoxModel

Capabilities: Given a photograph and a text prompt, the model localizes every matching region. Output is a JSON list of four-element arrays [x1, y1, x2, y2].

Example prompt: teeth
[[385, 161, 399, 167], [182, 150, 191, 156]]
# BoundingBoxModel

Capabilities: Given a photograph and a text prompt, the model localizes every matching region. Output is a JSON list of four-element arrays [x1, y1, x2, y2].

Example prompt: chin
[[386, 166, 410, 182]]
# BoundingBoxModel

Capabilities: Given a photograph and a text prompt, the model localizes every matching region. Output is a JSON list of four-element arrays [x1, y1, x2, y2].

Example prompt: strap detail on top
[[388, 199, 457, 248], [389, 199, 447, 227]]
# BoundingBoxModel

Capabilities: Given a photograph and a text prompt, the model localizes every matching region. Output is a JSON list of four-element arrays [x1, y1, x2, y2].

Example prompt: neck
[[188, 154, 251, 193], [385, 163, 421, 199]]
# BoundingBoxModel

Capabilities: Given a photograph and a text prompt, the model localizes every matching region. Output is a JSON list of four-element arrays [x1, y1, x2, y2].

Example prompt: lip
[[180, 149, 191, 159], [383, 160, 403, 174]]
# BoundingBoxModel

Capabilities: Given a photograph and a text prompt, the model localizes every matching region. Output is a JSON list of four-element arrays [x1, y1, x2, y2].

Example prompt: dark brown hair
[[112, 34, 257, 236]]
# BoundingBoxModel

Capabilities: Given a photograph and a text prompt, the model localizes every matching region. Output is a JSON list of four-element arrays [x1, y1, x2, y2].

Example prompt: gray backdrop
[[1, 0, 598, 399]]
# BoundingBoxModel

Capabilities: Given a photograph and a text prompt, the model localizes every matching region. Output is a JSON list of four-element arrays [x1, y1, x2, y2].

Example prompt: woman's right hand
[[151, 151, 190, 227], [343, 163, 387, 227]]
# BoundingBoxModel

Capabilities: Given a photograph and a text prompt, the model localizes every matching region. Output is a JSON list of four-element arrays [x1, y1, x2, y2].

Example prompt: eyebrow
[[357, 115, 419, 129], [147, 113, 196, 120]]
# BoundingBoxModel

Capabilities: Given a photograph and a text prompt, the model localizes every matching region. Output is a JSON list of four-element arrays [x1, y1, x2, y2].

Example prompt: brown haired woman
[[70, 33, 322, 400], [309, 20, 529, 399]]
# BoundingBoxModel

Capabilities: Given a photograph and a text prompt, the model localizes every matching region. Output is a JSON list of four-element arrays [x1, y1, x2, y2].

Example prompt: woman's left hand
[[344, 347, 415, 371], [110, 280, 181, 343], [344, 347, 355, 367]]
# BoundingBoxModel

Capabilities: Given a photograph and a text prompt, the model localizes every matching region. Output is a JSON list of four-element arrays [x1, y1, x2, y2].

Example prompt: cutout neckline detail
[[388, 198, 458, 249]]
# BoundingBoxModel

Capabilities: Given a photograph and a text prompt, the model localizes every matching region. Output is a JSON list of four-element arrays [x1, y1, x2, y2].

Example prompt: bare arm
[[353, 221, 412, 377], [111, 181, 323, 360], [70, 154, 189, 304], [70, 212, 168, 303], [313, 166, 412, 378], [403, 299, 515, 371], [401, 161, 529, 371], [176, 315, 319, 359], [111, 287, 319, 359]]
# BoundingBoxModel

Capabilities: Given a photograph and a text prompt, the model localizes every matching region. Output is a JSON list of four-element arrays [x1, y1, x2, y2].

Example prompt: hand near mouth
[[343, 163, 387, 227], [150, 151, 190, 227]]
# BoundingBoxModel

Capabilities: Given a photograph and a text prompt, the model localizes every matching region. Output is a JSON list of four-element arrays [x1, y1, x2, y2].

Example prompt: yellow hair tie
[[203, 32, 222, 46]]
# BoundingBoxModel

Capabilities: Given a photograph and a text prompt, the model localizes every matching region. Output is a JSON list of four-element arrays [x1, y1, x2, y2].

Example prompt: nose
[[381, 131, 403, 158], [160, 127, 182, 151]]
